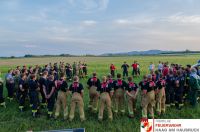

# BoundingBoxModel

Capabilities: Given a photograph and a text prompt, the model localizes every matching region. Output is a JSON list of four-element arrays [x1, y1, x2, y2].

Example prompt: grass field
[[0, 55, 200, 132]]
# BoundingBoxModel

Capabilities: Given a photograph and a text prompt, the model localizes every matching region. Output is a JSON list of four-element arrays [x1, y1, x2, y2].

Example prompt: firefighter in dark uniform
[[55, 73, 68, 120], [155, 75, 166, 115], [126, 76, 138, 118], [28, 74, 40, 117], [69, 76, 85, 122], [139, 75, 148, 109], [18, 73, 29, 112], [121, 62, 129, 79], [184, 65, 191, 101], [165, 70, 175, 107], [113, 73, 127, 114], [142, 75, 156, 119], [97, 76, 113, 121], [38, 71, 48, 108], [87, 72, 101, 113], [174, 70, 185, 110], [107, 74, 114, 108], [45, 75, 56, 118]]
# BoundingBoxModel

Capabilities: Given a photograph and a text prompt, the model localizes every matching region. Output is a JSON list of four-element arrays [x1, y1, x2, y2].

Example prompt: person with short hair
[[66, 63, 73, 81], [113, 73, 127, 114], [121, 62, 129, 79], [28, 74, 40, 117], [87, 72, 101, 113], [142, 74, 156, 119], [155, 75, 166, 115], [45, 75, 56, 118], [38, 71, 48, 108], [55, 73, 68, 120], [69, 76, 85, 122], [126, 76, 138, 118], [174, 70, 185, 110], [165, 70, 175, 107], [82, 62, 88, 78], [18, 73, 29, 112], [97, 76, 113, 121]]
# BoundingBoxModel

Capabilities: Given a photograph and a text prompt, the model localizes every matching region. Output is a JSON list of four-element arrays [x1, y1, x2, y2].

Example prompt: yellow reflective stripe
[[19, 106, 24, 109], [48, 111, 53, 114], [0, 102, 5, 106], [55, 112, 59, 116], [179, 104, 184, 107], [32, 110, 37, 113]]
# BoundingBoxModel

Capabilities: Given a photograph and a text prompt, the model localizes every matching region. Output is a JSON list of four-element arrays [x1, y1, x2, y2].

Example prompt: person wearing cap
[[18, 73, 29, 112], [155, 74, 166, 115], [38, 71, 48, 108], [142, 74, 156, 119], [54, 73, 69, 120], [113, 73, 127, 114], [126, 76, 138, 118], [87, 72, 101, 113], [97, 76, 113, 121], [121, 62, 129, 79], [28, 74, 40, 117], [0, 71, 6, 108], [69, 76, 85, 122], [189, 68, 200, 107], [45, 75, 56, 118]]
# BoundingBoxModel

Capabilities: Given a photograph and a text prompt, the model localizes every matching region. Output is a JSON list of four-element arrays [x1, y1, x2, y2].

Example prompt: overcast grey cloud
[[0, 0, 200, 56]]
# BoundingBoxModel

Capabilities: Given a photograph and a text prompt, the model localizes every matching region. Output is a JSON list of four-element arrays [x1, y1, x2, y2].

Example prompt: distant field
[[0, 55, 199, 132]]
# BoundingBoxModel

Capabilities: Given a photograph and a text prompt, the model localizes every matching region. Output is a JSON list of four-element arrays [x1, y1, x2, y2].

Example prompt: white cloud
[[81, 20, 97, 26], [68, 0, 109, 13], [163, 13, 200, 24], [24, 44, 37, 48], [115, 19, 132, 25]]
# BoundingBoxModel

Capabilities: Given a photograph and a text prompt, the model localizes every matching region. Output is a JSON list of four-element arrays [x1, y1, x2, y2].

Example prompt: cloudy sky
[[0, 0, 200, 56]]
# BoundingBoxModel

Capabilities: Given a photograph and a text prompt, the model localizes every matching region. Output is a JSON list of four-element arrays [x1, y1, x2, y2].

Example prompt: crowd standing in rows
[[0, 60, 200, 122]]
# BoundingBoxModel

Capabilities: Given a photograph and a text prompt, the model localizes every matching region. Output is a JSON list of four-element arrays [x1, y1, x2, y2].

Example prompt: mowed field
[[0, 55, 200, 132]]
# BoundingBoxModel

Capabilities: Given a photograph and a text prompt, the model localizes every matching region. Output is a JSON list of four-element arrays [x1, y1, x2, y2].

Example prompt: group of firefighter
[[0, 60, 200, 122]]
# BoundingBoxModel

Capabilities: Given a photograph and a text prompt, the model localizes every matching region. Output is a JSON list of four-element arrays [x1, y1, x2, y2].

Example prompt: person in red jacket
[[132, 61, 138, 77], [162, 64, 169, 77], [110, 64, 116, 78]]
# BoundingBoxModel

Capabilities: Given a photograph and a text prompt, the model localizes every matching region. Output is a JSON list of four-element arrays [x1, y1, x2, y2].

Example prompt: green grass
[[0, 55, 200, 132]]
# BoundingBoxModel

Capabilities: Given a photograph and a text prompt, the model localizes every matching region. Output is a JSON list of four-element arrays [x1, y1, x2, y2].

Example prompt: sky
[[0, 0, 200, 56]]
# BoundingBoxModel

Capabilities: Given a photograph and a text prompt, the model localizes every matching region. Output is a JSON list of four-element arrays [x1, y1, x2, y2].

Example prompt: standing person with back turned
[[113, 73, 127, 115], [121, 62, 129, 79], [69, 76, 85, 122], [97, 76, 113, 122], [87, 72, 101, 113]]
